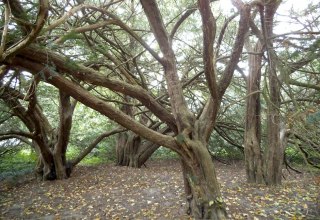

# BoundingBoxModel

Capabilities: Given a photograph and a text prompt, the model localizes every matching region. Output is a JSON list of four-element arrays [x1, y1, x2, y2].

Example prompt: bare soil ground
[[0, 159, 319, 219]]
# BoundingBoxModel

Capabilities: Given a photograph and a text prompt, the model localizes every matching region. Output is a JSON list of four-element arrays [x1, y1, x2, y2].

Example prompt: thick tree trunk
[[181, 141, 227, 219], [117, 132, 141, 167], [116, 132, 128, 165], [33, 135, 56, 180], [264, 79, 283, 185], [116, 131, 159, 168], [244, 41, 265, 184], [53, 151, 68, 179], [139, 1, 248, 218], [116, 94, 160, 168]]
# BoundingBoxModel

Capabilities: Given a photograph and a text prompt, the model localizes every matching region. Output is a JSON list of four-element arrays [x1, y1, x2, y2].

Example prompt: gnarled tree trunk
[[4, 0, 249, 217], [181, 140, 227, 219], [116, 132, 141, 167], [116, 131, 161, 168], [0, 82, 75, 180], [116, 96, 161, 168]]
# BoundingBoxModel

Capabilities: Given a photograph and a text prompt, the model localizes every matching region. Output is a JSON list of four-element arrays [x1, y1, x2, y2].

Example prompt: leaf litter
[[0, 160, 319, 219]]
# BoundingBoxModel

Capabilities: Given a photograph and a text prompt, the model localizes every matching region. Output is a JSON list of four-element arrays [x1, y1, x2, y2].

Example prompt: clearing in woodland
[[0, 160, 319, 219]]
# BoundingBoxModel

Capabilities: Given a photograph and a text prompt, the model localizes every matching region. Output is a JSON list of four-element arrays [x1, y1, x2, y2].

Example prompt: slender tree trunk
[[53, 91, 74, 179], [262, 0, 283, 185], [244, 41, 265, 184]]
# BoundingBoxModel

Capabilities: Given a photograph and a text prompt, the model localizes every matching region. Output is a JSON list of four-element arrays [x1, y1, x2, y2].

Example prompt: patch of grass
[[79, 156, 110, 166]]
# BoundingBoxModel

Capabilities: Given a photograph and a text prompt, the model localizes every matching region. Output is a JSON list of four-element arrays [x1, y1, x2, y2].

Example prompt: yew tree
[[116, 96, 162, 168], [243, 0, 320, 185], [0, 71, 123, 179], [0, 71, 76, 180], [0, 0, 251, 218]]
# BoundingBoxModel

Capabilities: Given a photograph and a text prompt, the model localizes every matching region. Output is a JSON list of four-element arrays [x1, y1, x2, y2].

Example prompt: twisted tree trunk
[[181, 140, 227, 219]]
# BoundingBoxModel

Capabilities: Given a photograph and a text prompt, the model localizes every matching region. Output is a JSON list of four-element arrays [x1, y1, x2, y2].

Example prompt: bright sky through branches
[[219, 0, 319, 34]]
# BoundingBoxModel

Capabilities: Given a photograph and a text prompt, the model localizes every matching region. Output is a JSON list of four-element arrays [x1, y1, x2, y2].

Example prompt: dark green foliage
[[285, 146, 305, 164], [209, 133, 244, 160]]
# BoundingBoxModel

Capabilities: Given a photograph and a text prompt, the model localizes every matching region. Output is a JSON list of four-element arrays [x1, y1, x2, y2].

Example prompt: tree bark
[[53, 91, 74, 179], [262, 0, 283, 185], [5, 0, 249, 217], [117, 131, 160, 168], [180, 138, 227, 219], [117, 132, 141, 167], [244, 41, 265, 184], [116, 96, 161, 168]]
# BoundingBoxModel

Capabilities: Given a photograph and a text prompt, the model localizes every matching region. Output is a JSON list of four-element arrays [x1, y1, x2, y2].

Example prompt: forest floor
[[0, 159, 319, 220]]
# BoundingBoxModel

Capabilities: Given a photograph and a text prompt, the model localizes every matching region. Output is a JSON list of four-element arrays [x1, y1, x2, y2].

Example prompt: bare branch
[[17, 46, 177, 132], [218, 1, 251, 97]]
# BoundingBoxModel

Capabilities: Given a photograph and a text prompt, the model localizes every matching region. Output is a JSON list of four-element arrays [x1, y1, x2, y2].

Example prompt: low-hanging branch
[[12, 57, 178, 151], [71, 127, 126, 166], [17, 46, 178, 133]]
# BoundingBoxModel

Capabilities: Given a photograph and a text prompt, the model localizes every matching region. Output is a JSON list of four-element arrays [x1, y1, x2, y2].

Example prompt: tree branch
[[0, 0, 49, 62], [198, 0, 218, 101], [12, 57, 178, 151], [71, 127, 126, 166], [218, 0, 251, 97], [17, 46, 177, 133]]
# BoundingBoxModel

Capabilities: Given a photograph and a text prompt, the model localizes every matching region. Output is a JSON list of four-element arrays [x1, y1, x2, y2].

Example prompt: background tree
[[0, 71, 75, 180], [243, 0, 320, 185]]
